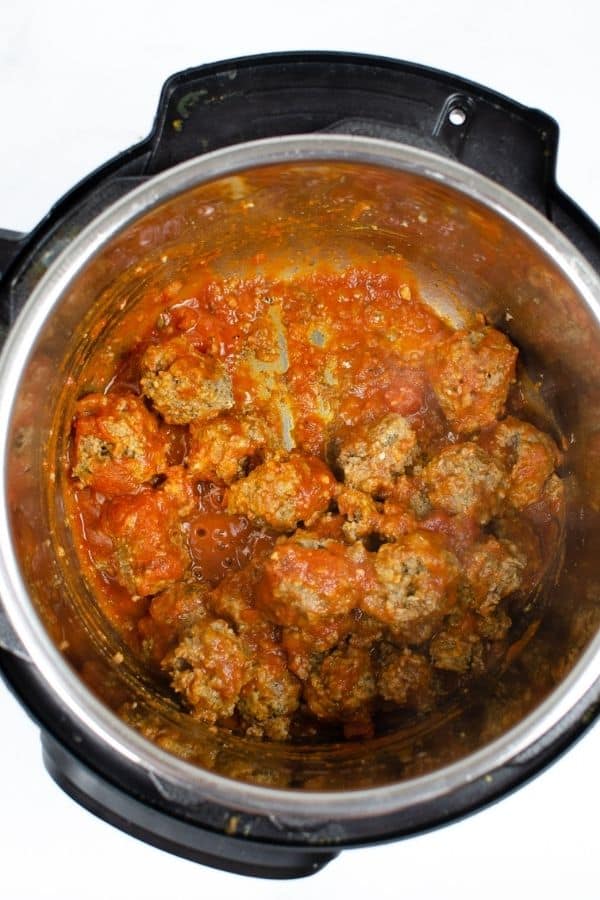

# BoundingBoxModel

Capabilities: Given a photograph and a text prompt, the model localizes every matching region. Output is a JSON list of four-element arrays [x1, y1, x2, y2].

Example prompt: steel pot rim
[[1, 133, 600, 821]]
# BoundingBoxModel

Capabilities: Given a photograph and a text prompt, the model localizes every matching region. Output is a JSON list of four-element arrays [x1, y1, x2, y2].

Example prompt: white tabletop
[[1, 2, 599, 897]]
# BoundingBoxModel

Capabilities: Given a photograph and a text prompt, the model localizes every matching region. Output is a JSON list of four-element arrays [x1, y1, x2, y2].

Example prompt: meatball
[[337, 487, 382, 542], [422, 442, 505, 524], [475, 608, 513, 641], [308, 512, 347, 542], [387, 475, 432, 519], [100, 489, 189, 596], [337, 486, 418, 544], [482, 417, 562, 509], [377, 645, 435, 711], [238, 644, 301, 741], [377, 505, 421, 542], [429, 616, 481, 673], [148, 580, 208, 632], [277, 589, 383, 682], [141, 337, 233, 425], [258, 538, 373, 628], [362, 532, 459, 642], [165, 618, 249, 724], [138, 579, 210, 663], [429, 327, 517, 433], [187, 414, 270, 484], [493, 515, 544, 595], [464, 536, 525, 616], [160, 465, 198, 517], [281, 618, 356, 681], [226, 451, 337, 531], [338, 413, 418, 496], [542, 473, 566, 517], [72, 392, 167, 495], [304, 642, 376, 728], [207, 561, 266, 630]]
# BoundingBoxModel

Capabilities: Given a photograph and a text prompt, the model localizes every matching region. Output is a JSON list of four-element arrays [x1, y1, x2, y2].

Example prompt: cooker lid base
[[41, 733, 338, 880]]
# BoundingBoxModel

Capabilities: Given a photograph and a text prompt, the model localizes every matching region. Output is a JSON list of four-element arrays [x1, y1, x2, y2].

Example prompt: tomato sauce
[[62, 259, 565, 741]]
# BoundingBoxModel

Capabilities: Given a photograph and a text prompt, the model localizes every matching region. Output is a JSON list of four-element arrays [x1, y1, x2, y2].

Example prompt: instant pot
[[1, 52, 599, 879]]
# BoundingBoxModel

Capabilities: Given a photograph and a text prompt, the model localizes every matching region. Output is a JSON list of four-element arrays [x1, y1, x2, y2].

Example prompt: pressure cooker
[[0, 53, 599, 879]]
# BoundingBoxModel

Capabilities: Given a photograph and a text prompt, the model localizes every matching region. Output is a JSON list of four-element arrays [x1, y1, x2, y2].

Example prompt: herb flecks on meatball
[[304, 642, 377, 734], [165, 618, 249, 724], [482, 417, 562, 510], [377, 645, 435, 711], [226, 451, 337, 531], [257, 538, 372, 627], [187, 414, 271, 484], [338, 413, 418, 496], [363, 531, 460, 643], [72, 392, 167, 494], [422, 442, 505, 524], [464, 536, 525, 616], [429, 327, 517, 433], [337, 487, 383, 542], [138, 579, 210, 664], [100, 489, 189, 596], [238, 642, 301, 741], [429, 617, 482, 673], [141, 337, 233, 425]]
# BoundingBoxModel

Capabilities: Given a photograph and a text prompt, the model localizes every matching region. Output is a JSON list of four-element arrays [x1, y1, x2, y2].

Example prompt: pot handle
[[0, 229, 26, 285], [0, 231, 31, 661], [549, 188, 600, 275], [0, 607, 30, 661], [42, 733, 339, 879]]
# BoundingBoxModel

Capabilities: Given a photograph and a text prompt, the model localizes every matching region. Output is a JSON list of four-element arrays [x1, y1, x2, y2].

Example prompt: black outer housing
[[1, 52, 599, 879]]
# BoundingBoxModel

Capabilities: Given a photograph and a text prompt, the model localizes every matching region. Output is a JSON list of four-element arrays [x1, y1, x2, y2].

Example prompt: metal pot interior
[[6, 143, 600, 794]]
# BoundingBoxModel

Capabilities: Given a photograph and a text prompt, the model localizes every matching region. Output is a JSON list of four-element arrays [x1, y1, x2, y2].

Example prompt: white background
[[1, 1, 599, 897]]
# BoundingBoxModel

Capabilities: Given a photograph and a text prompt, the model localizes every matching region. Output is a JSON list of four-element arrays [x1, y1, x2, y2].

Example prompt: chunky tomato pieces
[[65, 265, 564, 741]]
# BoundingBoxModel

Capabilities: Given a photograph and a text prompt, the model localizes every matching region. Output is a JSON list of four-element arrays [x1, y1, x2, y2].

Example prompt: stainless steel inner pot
[[1, 135, 600, 821]]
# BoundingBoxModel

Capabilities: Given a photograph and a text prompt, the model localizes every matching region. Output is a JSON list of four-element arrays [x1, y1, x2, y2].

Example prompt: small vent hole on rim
[[448, 106, 468, 127]]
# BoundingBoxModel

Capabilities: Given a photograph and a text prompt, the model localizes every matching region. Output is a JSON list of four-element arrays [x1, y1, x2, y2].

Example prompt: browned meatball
[[207, 562, 263, 629], [280, 618, 356, 681], [187, 414, 271, 484], [493, 515, 544, 595], [429, 327, 517, 433], [422, 442, 505, 524], [464, 536, 525, 616], [99, 489, 189, 596], [377, 645, 435, 711], [226, 451, 337, 531], [160, 465, 198, 517], [276, 578, 383, 682], [308, 512, 348, 542], [337, 486, 419, 544], [482, 417, 562, 509], [379, 500, 423, 541], [165, 618, 249, 724], [429, 616, 482, 673], [72, 392, 167, 495], [258, 538, 374, 628], [542, 473, 566, 515], [475, 608, 513, 641], [238, 644, 301, 741], [362, 532, 459, 642], [141, 337, 233, 425], [138, 579, 210, 663], [304, 642, 376, 728], [338, 413, 418, 496], [149, 579, 208, 629], [337, 487, 382, 542]]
